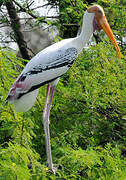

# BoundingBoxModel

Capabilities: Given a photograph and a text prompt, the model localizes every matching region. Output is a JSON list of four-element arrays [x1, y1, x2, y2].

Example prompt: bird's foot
[[51, 164, 58, 175], [47, 163, 58, 175]]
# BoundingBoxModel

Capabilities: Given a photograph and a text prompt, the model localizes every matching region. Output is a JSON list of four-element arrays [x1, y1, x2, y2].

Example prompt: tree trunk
[[5, 0, 31, 60]]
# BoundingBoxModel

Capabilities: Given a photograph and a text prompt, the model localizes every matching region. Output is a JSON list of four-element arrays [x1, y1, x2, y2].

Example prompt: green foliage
[[0, 1, 126, 179], [0, 51, 46, 179], [0, 142, 46, 180], [58, 0, 87, 38], [56, 145, 126, 179], [1, 39, 126, 179], [51, 42, 126, 148]]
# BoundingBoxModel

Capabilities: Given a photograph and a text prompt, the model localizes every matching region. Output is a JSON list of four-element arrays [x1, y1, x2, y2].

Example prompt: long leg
[[43, 84, 50, 119], [43, 84, 56, 174]]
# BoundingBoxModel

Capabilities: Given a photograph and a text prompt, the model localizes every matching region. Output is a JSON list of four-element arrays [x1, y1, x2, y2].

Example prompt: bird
[[6, 5, 121, 173]]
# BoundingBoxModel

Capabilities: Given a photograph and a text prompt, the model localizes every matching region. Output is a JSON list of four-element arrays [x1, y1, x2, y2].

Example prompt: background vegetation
[[0, 0, 126, 179]]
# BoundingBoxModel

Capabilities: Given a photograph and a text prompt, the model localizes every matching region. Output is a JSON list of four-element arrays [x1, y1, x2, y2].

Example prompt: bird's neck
[[75, 11, 95, 52]]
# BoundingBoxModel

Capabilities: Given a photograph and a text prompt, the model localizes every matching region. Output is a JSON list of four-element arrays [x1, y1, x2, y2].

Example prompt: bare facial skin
[[88, 5, 105, 31], [87, 5, 121, 59]]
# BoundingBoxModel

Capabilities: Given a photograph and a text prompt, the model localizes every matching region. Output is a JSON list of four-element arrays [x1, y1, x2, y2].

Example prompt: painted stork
[[6, 5, 121, 173]]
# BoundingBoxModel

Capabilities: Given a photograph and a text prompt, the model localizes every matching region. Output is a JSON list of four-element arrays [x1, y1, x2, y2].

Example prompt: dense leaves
[[0, 41, 126, 179], [0, 0, 126, 179]]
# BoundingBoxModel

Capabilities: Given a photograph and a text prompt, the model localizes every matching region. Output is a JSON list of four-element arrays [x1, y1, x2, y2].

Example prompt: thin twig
[[31, 3, 50, 10], [12, 0, 47, 23]]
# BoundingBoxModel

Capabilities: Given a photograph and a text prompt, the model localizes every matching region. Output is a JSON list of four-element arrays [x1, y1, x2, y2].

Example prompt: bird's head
[[88, 5, 121, 58]]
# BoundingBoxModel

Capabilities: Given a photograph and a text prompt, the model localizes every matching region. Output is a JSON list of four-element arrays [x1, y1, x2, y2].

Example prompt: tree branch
[[12, 0, 47, 23], [5, 0, 31, 60], [31, 3, 51, 10]]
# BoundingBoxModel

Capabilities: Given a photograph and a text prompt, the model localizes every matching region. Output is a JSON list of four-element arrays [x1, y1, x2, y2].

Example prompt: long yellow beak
[[99, 16, 121, 59]]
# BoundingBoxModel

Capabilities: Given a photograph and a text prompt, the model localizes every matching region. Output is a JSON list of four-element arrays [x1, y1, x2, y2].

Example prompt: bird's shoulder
[[23, 38, 78, 73], [34, 38, 76, 60]]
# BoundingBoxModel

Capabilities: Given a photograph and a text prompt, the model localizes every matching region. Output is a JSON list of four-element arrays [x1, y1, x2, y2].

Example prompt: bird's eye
[[98, 10, 102, 14]]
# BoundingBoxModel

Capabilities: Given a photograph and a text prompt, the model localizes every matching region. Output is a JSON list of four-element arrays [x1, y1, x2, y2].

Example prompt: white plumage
[[14, 89, 39, 112]]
